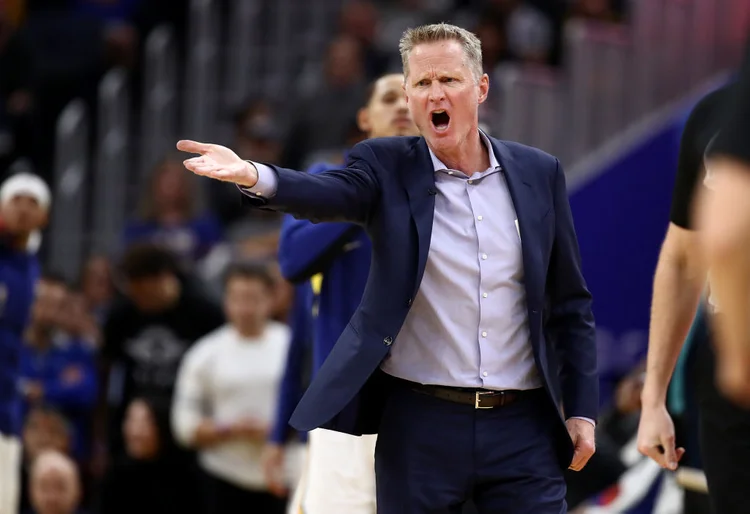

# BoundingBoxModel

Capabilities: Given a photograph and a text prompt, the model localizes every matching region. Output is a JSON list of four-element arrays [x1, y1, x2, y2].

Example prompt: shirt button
[[481, 331, 487, 337], [482, 371, 488, 377], [477, 215, 483, 221], [383, 336, 393, 346], [468, 180, 474, 184], [482, 293, 488, 298], [481, 254, 487, 260], [255, 191, 262, 196]]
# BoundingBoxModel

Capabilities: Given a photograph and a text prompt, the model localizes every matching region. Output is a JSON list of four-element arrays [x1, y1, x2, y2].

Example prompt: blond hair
[[399, 23, 483, 82]]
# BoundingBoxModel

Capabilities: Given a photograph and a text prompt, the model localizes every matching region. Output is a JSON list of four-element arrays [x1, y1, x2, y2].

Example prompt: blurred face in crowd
[[81, 256, 113, 307], [151, 159, 192, 215], [357, 74, 418, 139], [325, 35, 364, 87], [126, 272, 180, 313], [31, 279, 68, 332], [123, 399, 160, 460], [30, 454, 80, 514], [404, 40, 489, 157], [0, 194, 48, 236], [22, 409, 71, 463], [224, 274, 273, 336]]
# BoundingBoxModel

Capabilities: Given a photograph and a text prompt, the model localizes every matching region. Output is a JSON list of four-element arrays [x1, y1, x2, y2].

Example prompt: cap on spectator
[[0, 172, 51, 211]]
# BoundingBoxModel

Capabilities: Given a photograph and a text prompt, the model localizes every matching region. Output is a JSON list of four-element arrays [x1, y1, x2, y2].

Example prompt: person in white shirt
[[172, 262, 291, 514]]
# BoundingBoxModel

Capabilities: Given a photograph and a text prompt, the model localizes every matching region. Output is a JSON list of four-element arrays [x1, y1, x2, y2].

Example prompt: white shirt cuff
[[568, 416, 596, 427], [237, 161, 278, 198]]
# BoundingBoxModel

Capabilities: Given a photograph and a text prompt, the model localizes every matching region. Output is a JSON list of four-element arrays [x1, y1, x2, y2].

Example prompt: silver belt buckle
[[475, 391, 494, 409]]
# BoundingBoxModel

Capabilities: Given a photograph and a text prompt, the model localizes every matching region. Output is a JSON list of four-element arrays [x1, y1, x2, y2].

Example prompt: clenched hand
[[567, 418, 596, 471], [637, 404, 685, 470]]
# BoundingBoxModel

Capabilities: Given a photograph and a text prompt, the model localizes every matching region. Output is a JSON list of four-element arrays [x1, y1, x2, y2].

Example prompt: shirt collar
[[427, 129, 500, 173]]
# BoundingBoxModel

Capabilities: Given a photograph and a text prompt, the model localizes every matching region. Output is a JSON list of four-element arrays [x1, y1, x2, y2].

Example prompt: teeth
[[432, 110, 446, 114]]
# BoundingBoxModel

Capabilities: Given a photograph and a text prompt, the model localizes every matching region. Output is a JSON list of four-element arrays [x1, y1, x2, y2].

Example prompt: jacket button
[[407, 298, 413, 306], [383, 336, 393, 346]]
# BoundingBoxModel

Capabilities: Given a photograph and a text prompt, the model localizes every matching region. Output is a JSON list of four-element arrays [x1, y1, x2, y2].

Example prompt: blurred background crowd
[[0, 0, 748, 513]]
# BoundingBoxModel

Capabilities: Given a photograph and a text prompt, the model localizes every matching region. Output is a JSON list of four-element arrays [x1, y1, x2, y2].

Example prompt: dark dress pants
[[375, 380, 568, 514]]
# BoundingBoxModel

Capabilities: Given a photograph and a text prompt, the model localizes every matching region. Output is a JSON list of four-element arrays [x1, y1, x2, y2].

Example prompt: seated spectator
[[19, 406, 74, 514], [78, 255, 113, 329], [100, 244, 224, 455], [18, 273, 98, 461], [122, 157, 223, 268], [96, 396, 200, 514], [28, 450, 82, 514], [172, 263, 292, 514]]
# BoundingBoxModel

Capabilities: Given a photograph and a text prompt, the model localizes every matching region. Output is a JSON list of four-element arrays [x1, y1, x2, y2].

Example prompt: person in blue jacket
[[0, 171, 50, 514], [262, 72, 419, 514]]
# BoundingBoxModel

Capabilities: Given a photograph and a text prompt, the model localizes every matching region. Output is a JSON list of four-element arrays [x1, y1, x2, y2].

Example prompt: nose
[[427, 82, 445, 103]]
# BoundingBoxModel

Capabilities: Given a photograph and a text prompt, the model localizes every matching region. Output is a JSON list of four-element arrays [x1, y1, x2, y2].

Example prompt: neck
[[236, 321, 265, 339], [5, 233, 29, 251], [433, 129, 488, 176]]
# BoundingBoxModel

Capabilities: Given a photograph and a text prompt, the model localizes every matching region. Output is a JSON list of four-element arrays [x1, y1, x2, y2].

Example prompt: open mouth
[[431, 110, 450, 132]]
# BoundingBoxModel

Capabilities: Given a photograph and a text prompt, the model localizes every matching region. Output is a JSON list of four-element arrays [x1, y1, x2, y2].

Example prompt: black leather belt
[[407, 382, 524, 409]]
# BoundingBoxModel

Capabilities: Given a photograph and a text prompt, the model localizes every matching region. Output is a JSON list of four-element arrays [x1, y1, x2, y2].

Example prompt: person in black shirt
[[637, 83, 750, 514], [97, 244, 224, 457], [696, 38, 750, 403]]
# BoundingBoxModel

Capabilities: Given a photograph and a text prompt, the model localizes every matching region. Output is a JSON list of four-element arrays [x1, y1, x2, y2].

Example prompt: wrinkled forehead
[[406, 40, 471, 77]]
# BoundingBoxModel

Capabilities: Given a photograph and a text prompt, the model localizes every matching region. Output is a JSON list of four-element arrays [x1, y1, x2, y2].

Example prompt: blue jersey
[[269, 161, 371, 443], [0, 241, 39, 435]]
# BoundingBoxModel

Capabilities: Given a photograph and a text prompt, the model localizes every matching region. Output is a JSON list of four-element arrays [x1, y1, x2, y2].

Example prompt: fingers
[[568, 438, 595, 472], [176, 139, 212, 154], [660, 435, 680, 470]]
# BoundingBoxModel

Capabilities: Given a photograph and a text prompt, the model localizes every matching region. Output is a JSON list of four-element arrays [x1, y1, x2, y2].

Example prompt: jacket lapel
[[489, 138, 543, 309], [400, 138, 436, 298]]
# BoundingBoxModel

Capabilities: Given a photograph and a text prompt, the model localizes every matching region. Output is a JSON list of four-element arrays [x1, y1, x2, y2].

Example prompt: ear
[[477, 73, 490, 105], [402, 80, 409, 105], [357, 107, 371, 134]]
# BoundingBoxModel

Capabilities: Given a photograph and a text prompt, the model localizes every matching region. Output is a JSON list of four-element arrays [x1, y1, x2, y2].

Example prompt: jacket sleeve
[[241, 142, 380, 225], [546, 159, 598, 421]]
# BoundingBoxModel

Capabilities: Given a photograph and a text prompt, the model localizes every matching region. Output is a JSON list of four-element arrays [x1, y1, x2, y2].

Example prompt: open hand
[[176, 140, 258, 187], [566, 418, 596, 471]]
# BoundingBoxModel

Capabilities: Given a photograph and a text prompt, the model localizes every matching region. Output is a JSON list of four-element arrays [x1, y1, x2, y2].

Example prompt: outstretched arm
[[178, 140, 380, 225]]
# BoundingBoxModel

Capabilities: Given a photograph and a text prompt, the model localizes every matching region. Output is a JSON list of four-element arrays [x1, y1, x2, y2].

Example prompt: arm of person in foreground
[[637, 93, 709, 468], [636, 223, 704, 469], [546, 159, 598, 472], [177, 140, 380, 225]]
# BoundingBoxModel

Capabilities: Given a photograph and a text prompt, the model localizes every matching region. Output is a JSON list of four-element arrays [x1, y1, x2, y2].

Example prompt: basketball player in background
[[0, 172, 50, 514], [262, 72, 419, 514]]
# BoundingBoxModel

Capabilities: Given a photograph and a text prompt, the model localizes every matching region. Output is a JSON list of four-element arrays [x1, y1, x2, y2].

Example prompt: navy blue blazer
[[244, 135, 597, 455]]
